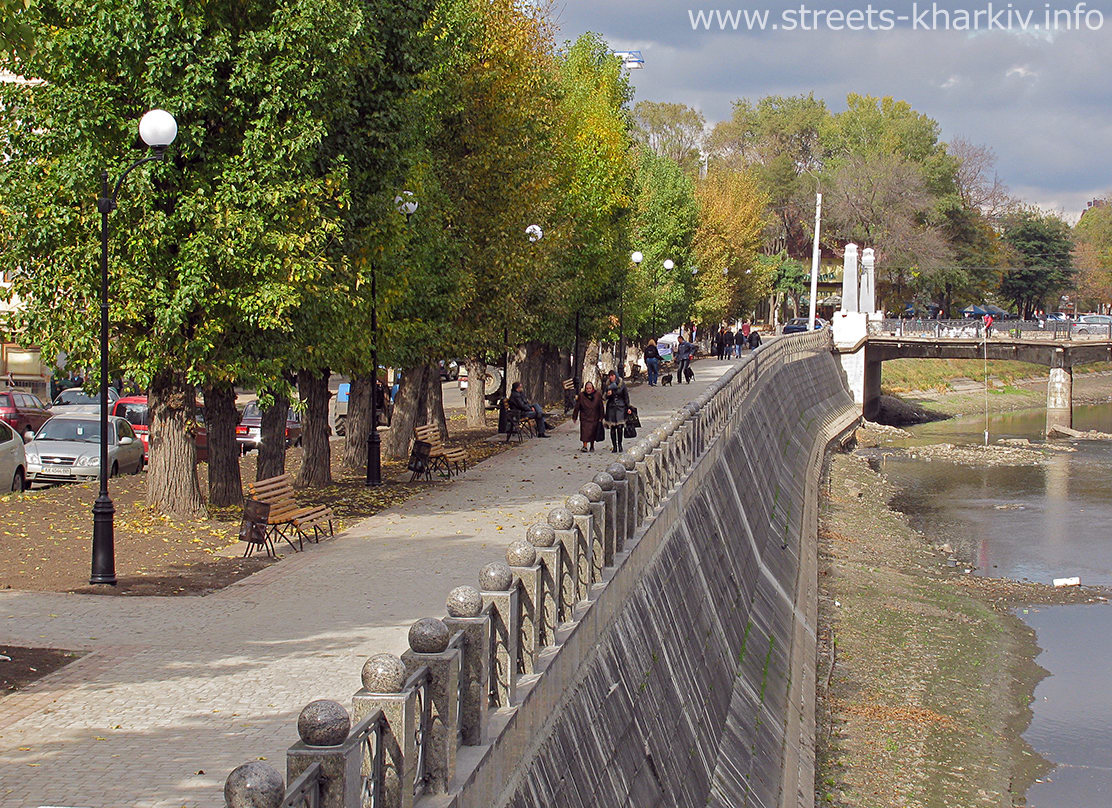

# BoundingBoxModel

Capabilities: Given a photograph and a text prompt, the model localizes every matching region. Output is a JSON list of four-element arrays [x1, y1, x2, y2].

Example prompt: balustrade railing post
[[576, 484, 607, 582], [617, 454, 640, 538], [526, 524, 562, 640], [566, 494, 596, 597], [506, 540, 543, 674], [225, 762, 285, 808], [605, 463, 629, 552], [401, 619, 460, 794], [285, 701, 363, 808], [593, 472, 618, 563], [353, 656, 418, 808], [478, 563, 519, 707], [548, 508, 580, 616], [443, 587, 492, 745]]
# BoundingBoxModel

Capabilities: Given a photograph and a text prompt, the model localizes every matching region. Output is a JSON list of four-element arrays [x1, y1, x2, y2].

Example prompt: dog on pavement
[[660, 373, 673, 387]]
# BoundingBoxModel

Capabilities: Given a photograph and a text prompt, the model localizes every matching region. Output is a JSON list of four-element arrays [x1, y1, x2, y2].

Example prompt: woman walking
[[644, 339, 661, 386], [603, 370, 632, 453], [572, 381, 605, 452]]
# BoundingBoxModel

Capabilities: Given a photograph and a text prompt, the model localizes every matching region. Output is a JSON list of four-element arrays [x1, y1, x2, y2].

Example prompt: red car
[[0, 389, 52, 438], [112, 396, 209, 463]]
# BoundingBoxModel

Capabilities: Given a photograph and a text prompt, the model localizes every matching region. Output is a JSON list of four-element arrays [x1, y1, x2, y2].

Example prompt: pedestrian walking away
[[723, 327, 735, 359], [509, 381, 548, 437], [644, 338, 661, 386], [674, 335, 695, 383], [748, 328, 761, 350], [738, 321, 750, 356], [603, 370, 631, 452], [572, 381, 604, 452]]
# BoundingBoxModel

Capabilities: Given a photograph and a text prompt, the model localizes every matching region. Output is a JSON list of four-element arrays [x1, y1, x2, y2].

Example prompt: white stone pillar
[[860, 247, 876, 315], [841, 243, 859, 314]]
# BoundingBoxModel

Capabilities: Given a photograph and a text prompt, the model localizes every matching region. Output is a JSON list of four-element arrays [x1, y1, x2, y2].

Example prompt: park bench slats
[[242, 473, 334, 553], [409, 424, 468, 481]]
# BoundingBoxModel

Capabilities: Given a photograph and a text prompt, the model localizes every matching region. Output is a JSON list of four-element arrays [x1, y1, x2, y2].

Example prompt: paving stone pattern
[[0, 361, 736, 808]]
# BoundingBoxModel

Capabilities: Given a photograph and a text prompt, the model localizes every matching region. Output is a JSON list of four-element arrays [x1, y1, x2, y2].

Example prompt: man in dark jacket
[[508, 382, 548, 437], [674, 336, 695, 383]]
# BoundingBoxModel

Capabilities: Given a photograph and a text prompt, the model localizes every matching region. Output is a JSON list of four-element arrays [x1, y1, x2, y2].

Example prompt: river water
[[875, 403, 1112, 807]]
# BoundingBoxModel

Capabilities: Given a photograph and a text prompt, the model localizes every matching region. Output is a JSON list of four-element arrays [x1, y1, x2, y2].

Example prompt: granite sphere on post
[[527, 523, 557, 547], [628, 445, 647, 463], [578, 482, 603, 502], [618, 453, 636, 471], [225, 761, 284, 808], [547, 507, 574, 531], [592, 472, 615, 491], [409, 617, 450, 654], [297, 699, 351, 747], [506, 539, 538, 568], [606, 462, 627, 481], [647, 432, 662, 450], [361, 653, 407, 693], [446, 585, 483, 618], [479, 561, 513, 591], [566, 493, 592, 515]]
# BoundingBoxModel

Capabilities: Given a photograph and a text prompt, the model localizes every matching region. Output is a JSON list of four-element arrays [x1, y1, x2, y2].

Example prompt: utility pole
[[808, 192, 823, 328]]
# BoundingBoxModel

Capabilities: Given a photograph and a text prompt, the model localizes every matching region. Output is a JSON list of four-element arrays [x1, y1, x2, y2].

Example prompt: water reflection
[[881, 403, 1112, 805]]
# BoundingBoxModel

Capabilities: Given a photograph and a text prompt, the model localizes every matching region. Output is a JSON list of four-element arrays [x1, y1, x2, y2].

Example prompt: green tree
[[999, 208, 1074, 318], [1, 0, 362, 515], [632, 100, 705, 173], [628, 148, 699, 338], [0, 0, 34, 60]]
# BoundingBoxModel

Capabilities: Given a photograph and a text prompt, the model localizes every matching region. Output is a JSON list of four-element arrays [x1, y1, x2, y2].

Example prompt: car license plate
[[46, 466, 71, 475]]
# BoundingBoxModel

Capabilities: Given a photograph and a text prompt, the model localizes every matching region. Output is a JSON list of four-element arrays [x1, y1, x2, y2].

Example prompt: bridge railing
[[221, 328, 835, 808], [867, 318, 1112, 341]]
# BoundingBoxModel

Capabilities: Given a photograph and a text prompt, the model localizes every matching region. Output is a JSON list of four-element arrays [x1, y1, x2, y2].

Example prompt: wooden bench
[[411, 424, 468, 479], [243, 474, 334, 552]]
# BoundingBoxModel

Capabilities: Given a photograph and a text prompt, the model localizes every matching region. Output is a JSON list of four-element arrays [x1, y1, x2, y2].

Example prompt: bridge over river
[[837, 318, 1112, 432]]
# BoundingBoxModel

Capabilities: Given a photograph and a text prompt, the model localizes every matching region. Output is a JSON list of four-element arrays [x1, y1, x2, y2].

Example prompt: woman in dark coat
[[603, 370, 632, 453], [572, 381, 605, 452]]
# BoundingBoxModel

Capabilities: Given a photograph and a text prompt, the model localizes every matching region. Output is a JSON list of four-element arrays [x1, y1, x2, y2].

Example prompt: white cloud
[[1005, 64, 1038, 78]]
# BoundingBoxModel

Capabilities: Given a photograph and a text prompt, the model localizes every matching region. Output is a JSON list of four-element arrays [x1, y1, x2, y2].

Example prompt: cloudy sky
[[552, 0, 1112, 221]]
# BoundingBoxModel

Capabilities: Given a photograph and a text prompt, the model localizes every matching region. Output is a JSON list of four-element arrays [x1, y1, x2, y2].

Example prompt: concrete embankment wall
[[454, 347, 858, 808]]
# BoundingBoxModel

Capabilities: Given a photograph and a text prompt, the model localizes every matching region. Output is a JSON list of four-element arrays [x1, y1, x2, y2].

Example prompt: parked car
[[24, 414, 144, 484], [1071, 314, 1112, 335], [0, 389, 52, 437], [782, 317, 828, 334], [51, 387, 119, 414], [0, 419, 27, 492], [236, 401, 303, 453], [438, 360, 460, 381], [1046, 311, 1069, 321], [111, 396, 208, 463]]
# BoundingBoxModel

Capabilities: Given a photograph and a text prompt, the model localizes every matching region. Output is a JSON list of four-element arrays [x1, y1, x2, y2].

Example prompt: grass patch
[[882, 359, 1112, 394]]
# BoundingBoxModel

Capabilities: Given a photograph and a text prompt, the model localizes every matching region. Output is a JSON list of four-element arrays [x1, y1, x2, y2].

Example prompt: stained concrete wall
[[451, 347, 857, 808]]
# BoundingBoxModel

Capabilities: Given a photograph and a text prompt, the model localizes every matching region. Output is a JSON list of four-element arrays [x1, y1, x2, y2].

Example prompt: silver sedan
[[25, 414, 144, 485]]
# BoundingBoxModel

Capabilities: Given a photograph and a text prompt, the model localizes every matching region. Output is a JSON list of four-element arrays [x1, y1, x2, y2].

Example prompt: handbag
[[628, 406, 641, 428], [594, 421, 605, 442], [624, 422, 637, 439]]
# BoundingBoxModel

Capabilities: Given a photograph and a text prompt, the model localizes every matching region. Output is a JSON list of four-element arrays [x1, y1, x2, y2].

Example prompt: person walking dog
[[674, 335, 695, 383], [644, 339, 661, 386]]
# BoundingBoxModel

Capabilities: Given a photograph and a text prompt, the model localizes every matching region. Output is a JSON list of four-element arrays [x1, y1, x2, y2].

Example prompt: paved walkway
[[0, 360, 739, 808]]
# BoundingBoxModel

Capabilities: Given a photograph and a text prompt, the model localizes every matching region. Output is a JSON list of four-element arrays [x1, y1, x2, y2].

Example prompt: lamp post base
[[366, 429, 382, 487], [90, 494, 117, 585]]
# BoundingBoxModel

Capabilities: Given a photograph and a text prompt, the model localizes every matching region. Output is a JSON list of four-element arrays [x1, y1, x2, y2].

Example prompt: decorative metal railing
[[866, 317, 1112, 341]]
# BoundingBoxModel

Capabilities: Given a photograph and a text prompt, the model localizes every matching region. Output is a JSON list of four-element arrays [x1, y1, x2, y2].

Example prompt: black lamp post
[[91, 109, 178, 586], [366, 191, 418, 487]]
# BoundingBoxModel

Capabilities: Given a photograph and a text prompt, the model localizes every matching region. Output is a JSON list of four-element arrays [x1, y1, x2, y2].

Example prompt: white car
[[25, 414, 144, 484], [51, 387, 120, 414], [0, 420, 27, 492]]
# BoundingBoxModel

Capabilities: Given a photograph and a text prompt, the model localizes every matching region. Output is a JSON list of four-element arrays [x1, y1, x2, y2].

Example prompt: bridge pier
[[1047, 359, 1073, 435]]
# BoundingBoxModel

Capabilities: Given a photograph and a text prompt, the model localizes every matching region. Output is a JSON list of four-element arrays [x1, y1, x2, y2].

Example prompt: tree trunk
[[426, 363, 447, 441], [542, 345, 566, 404], [516, 342, 547, 401], [257, 391, 289, 481], [147, 369, 204, 517], [383, 364, 429, 458], [582, 341, 602, 390], [203, 382, 242, 507], [342, 376, 371, 471], [463, 358, 487, 428], [295, 369, 332, 488]]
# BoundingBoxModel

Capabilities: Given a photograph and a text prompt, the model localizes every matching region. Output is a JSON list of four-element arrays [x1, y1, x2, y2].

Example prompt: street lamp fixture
[[90, 109, 177, 586], [367, 192, 418, 487]]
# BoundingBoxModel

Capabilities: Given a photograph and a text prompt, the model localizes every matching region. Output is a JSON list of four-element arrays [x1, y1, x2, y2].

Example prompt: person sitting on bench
[[508, 381, 548, 437]]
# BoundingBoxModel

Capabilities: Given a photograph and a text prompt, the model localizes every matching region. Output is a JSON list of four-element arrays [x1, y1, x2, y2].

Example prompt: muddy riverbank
[[815, 444, 1108, 807]]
